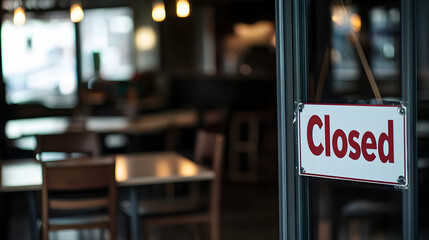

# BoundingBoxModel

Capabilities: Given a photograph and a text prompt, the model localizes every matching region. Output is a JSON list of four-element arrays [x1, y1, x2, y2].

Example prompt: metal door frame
[[275, 0, 418, 239]]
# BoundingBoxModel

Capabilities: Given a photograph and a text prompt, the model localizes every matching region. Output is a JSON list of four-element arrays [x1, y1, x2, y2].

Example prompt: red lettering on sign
[[378, 120, 394, 163], [333, 129, 347, 158], [348, 130, 361, 160], [325, 115, 331, 157], [362, 132, 376, 161], [306, 115, 394, 163], [307, 115, 324, 156]]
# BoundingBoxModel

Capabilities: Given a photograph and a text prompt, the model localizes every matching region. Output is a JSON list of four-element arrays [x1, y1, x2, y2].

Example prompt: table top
[[1, 152, 215, 192], [6, 109, 198, 139]]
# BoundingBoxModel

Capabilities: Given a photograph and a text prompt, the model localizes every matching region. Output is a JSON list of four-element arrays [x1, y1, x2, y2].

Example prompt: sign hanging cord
[[315, 47, 330, 102], [314, 0, 383, 104]]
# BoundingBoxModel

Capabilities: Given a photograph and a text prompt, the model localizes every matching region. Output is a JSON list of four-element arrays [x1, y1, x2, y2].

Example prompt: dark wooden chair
[[228, 111, 272, 182], [35, 132, 100, 161], [41, 157, 117, 240], [143, 130, 224, 240]]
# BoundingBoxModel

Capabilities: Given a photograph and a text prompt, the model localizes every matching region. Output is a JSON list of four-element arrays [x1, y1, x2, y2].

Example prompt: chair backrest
[[202, 109, 228, 133], [42, 157, 116, 237], [43, 158, 114, 191], [35, 132, 100, 161], [193, 130, 224, 215], [194, 130, 224, 175]]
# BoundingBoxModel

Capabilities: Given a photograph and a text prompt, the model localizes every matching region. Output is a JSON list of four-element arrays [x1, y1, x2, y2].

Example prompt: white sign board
[[298, 104, 407, 186]]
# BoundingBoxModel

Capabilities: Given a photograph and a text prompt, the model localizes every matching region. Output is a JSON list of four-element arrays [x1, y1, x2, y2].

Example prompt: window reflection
[[369, 8, 400, 81], [330, 6, 360, 87], [309, 0, 401, 104]]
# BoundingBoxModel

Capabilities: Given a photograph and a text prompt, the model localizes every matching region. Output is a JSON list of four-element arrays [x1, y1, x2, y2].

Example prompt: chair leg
[[42, 228, 48, 240], [210, 220, 219, 240]]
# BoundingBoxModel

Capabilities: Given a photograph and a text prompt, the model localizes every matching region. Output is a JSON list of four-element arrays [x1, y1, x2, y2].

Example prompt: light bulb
[[350, 14, 361, 32], [152, 2, 166, 22], [176, 0, 190, 18], [70, 3, 84, 23], [13, 7, 26, 26]]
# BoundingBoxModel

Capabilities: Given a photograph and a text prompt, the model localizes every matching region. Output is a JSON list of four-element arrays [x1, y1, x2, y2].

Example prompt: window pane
[[1, 12, 77, 108], [308, 0, 401, 104], [80, 7, 135, 82], [307, 0, 402, 239]]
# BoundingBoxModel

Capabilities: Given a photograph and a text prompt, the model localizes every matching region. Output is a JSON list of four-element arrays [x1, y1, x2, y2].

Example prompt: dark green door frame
[[401, 0, 418, 238], [275, 0, 309, 238], [275, 0, 418, 239]]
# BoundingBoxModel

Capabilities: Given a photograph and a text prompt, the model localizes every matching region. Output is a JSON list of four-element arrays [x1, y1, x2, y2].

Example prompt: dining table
[[6, 108, 199, 151], [6, 108, 198, 139], [0, 151, 215, 240]]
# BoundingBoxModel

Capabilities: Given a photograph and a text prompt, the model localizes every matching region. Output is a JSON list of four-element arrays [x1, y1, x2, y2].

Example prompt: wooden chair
[[41, 157, 117, 240], [228, 111, 272, 182], [143, 130, 224, 240], [35, 132, 100, 161]]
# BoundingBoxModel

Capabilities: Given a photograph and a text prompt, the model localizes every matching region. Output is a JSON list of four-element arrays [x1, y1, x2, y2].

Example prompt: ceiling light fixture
[[70, 1, 84, 23], [176, 0, 190, 18], [152, 0, 166, 22], [13, 1, 25, 26]]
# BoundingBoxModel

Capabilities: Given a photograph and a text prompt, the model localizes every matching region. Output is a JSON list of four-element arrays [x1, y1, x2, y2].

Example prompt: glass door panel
[[307, 0, 403, 239]]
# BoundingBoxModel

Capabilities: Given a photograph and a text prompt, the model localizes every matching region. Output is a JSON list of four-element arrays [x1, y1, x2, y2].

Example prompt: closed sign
[[298, 104, 407, 186]]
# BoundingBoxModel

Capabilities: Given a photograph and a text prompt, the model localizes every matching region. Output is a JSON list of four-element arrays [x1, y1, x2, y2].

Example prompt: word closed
[[298, 104, 407, 186], [307, 115, 394, 163]]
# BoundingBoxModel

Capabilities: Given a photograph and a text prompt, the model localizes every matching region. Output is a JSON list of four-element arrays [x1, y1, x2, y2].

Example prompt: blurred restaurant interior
[[2, 0, 429, 239], [0, 0, 278, 239]]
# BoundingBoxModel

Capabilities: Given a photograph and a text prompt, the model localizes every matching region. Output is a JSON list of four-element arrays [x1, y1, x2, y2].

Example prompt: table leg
[[130, 186, 140, 240], [28, 191, 39, 240]]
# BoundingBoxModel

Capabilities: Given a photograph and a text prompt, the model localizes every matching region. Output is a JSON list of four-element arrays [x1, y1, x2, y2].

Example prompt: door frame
[[275, 0, 418, 239]]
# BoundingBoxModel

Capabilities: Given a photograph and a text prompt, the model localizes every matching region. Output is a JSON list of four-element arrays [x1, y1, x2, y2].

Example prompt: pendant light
[[152, 0, 166, 22], [70, 1, 84, 23], [13, 0, 25, 26], [176, 0, 190, 18]]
